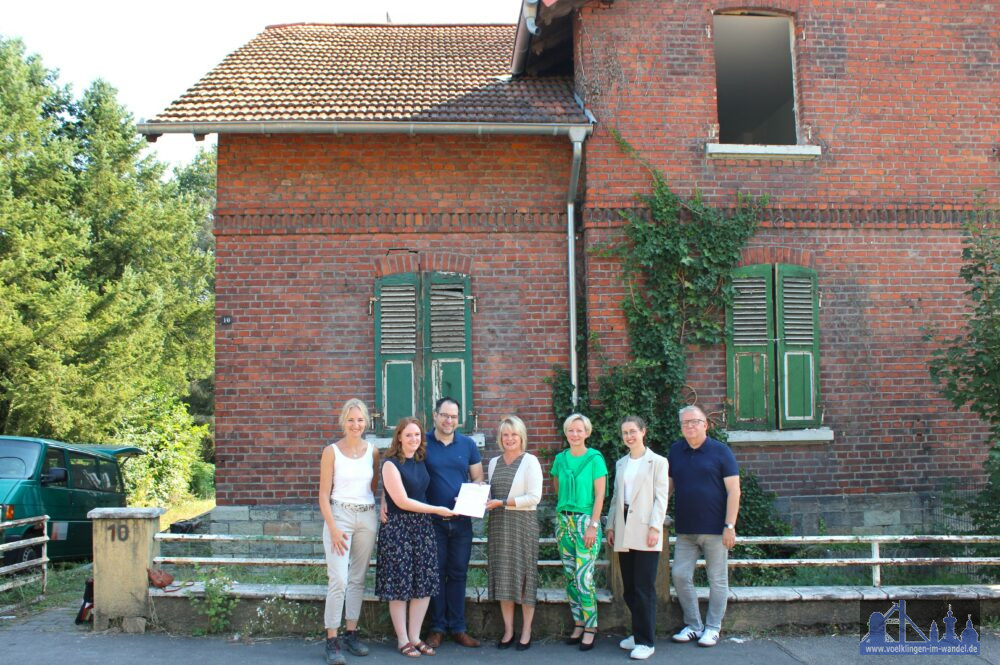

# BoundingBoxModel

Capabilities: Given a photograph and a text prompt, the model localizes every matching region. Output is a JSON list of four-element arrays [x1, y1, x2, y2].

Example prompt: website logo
[[860, 599, 980, 656]]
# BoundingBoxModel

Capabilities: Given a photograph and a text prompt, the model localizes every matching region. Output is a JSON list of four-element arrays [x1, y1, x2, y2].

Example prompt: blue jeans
[[429, 515, 473, 633], [672, 533, 729, 631]]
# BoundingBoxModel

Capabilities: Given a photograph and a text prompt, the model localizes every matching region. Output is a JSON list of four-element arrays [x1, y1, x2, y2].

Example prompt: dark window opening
[[713, 14, 798, 145]]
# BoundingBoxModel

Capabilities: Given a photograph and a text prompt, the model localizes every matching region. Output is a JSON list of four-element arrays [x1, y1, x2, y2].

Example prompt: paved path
[[2, 604, 997, 665]]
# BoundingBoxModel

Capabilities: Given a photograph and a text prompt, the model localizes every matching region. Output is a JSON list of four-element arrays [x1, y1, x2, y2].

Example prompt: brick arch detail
[[373, 251, 473, 277], [712, 3, 797, 18], [738, 246, 814, 268], [373, 252, 420, 278], [421, 251, 473, 275]]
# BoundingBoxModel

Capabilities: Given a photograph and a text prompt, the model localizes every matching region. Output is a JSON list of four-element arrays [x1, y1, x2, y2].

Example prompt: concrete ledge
[[88, 507, 165, 519], [726, 428, 834, 446], [148, 583, 999, 636], [151, 583, 613, 604], [150, 584, 623, 636], [705, 143, 822, 160]]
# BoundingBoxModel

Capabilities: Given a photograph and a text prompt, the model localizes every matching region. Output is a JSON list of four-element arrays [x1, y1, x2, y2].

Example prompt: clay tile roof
[[146, 23, 588, 126]]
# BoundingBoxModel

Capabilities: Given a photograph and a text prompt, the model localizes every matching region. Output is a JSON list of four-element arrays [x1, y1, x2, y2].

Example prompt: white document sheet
[[453, 482, 491, 518]]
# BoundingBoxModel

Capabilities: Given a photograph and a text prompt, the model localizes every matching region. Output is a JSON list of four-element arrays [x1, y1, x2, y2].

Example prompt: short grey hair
[[339, 398, 370, 431], [497, 415, 528, 452], [562, 413, 593, 437], [678, 405, 706, 424]]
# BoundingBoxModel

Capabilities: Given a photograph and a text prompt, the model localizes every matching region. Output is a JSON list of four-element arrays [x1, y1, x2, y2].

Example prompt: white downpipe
[[566, 128, 586, 406]]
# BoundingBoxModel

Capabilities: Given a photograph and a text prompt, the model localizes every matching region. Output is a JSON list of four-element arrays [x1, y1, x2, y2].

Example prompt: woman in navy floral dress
[[376, 417, 455, 657]]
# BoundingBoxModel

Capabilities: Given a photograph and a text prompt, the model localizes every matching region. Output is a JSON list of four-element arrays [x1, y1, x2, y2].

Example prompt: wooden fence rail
[[0, 515, 49, 593], [154, 533, 1000, 588]]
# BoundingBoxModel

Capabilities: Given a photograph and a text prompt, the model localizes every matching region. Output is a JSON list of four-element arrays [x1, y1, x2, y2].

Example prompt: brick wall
[[216, 134, 569, 217], [214, 133, 576, 505], [584, 220, 991, 496], [575, 0, 998, 208], [576, 0, 997, 497]]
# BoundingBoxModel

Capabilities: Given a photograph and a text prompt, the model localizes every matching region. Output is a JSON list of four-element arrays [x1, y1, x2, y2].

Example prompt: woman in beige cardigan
[[485, 415, 543, 650], [605, 415, 669, 660]]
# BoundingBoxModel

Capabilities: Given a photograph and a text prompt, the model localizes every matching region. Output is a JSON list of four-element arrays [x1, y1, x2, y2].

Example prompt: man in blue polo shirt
[[424, 397, 483, 649], [668, 405, 741, 648]]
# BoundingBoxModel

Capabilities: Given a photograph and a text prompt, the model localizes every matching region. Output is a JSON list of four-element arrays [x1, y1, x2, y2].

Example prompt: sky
[[3, 0, 523, 169]]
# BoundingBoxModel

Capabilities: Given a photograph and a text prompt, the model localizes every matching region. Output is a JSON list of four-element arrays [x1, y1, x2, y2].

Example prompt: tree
[[0, 37, 213, 454], [929, 214, 1000, 533]]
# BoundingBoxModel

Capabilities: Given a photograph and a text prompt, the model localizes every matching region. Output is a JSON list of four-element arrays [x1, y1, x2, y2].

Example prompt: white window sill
[[725, 427, 834, 446], [365, 432, 486, 449], [706, 143, 822, 160]]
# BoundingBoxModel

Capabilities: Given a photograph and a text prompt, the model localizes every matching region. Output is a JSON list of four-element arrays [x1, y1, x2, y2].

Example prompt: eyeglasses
[[436, 413, 459, 421], [681, 419, 705, 427]]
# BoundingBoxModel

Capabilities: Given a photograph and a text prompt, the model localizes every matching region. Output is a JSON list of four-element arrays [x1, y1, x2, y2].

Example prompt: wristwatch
[[724, 523, 735, 530], [589, 519, 600, 529]]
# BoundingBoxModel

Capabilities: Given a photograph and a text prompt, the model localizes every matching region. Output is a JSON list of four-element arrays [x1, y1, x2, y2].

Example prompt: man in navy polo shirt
[[424, 397, 483, 649], [668, 405, 741, 648]]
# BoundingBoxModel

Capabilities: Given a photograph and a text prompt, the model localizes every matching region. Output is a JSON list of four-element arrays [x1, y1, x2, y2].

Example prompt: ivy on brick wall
[[550, 130, 764, 461]]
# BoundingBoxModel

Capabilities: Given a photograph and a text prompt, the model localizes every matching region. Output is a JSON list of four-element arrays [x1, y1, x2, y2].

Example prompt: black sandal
[[579, 628, 598, 651]]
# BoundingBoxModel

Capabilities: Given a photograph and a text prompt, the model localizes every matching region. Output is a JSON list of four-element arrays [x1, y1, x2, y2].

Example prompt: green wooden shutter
[[726, 264, 776, 430], [374, 273, 419, 436], [424, 273, 473, 430], [776, 264, 821, 428]]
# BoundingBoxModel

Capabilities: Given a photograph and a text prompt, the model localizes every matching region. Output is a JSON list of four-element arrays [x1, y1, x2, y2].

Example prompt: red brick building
[[141, 1, 999, 533]]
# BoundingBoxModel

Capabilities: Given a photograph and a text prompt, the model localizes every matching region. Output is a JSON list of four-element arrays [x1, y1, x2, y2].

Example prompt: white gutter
[[137, 119, 591, 139]]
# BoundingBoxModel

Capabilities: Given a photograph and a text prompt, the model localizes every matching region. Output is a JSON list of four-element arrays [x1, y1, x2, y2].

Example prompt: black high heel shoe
[[498, 635, 515, 649], [565, 626, 585, 645], [579, 628, 598, 651], [516, 638, 532, 651]]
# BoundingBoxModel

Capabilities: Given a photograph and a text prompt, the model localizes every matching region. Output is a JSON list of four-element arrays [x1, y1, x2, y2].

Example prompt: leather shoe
[[451, 632, 481, 648], [497, 635, 515, 650], [425, 631, 444, 649], [516, 639, 532, 651]]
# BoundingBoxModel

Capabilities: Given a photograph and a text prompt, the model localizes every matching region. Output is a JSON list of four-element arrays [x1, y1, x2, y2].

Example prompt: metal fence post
[[871, 541, 881, 587]]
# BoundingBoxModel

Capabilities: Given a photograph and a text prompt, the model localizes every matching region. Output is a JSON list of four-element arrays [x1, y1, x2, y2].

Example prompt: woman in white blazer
[[484, 415, 543, 650], [605, 415, 669, 660]]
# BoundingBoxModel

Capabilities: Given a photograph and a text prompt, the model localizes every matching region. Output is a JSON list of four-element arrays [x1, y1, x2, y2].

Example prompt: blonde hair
[[339, 398, 370, 432], [497, 415, 528, 453], [562, 413, 593, 437]]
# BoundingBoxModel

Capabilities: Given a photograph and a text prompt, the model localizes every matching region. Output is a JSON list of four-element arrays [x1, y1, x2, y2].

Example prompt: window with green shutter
[[726, 264, 820, 430], [373, 271, 473, 436]]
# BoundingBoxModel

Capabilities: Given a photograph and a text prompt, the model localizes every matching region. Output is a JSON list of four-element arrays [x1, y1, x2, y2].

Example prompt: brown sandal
[[399, 642, 421, 658], [414, 641, 436, 656]]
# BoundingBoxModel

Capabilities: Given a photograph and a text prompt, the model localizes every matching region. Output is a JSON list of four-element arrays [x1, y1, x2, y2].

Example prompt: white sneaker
[[671, 625, 703, 643], [619, 635, 636, 650], [629, 645, 655, 660], [697, 628, 721, 647]]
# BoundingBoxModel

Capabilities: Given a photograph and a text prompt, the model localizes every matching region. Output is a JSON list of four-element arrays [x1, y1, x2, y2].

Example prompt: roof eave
[[138, 119, 594, 140]]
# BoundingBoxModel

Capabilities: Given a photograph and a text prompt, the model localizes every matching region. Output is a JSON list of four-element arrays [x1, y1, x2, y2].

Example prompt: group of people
[[317, 397, 741, 665]]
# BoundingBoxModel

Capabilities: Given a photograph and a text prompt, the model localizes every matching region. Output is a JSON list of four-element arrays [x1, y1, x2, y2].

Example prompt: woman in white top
[[318, 399, 380, 665], [484, 415, 543, 650], [605, 415, 669, 661]]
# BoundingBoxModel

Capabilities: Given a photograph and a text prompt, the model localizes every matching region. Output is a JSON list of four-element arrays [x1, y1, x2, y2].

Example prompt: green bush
[[189, 460, 215, 499], [730, 469, 794, 586], [115, 391, 208, 506]]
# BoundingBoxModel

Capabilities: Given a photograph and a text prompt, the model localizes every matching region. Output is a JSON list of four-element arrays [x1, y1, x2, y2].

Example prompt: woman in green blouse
[[550, 413, 608, 651]]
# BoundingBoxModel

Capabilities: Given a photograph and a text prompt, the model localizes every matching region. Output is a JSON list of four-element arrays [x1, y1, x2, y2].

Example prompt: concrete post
[[89, 507, 164, 633], [655, 524, 671, 600]]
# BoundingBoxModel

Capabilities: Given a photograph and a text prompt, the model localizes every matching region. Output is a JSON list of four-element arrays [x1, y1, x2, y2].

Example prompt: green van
[[0, 436, 143, 564]]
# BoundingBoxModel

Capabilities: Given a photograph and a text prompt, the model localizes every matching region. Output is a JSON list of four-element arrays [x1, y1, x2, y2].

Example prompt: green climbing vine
[[551, 129, 765, 460]]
